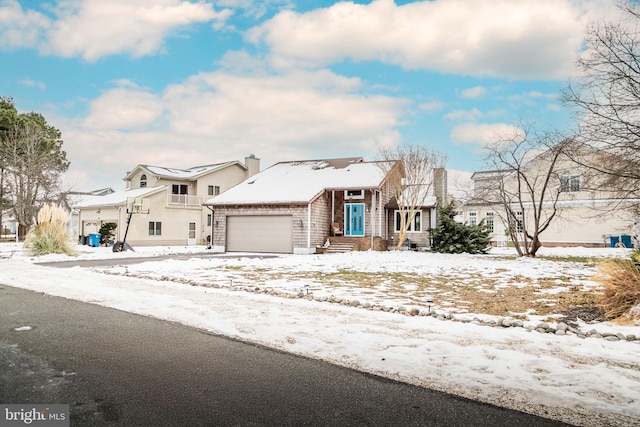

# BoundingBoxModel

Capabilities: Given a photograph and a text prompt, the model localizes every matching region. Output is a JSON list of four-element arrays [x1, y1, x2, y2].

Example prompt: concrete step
[[325, 243, 354, 253]]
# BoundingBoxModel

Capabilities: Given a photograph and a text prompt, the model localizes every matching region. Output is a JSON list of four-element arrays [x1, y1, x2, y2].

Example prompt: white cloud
[[447, 169, 474, 199], [247, 0, 610, 79], [0, 0, 50, 49], [460, 86, 487, 99], [419, 100, 445, 112], [18, 78, 46, 90], [48, 0, 232, 60], [82, 87, 164, 130], [450, 122, 523, 146], [508, 91, 558, 101], [0, 0, 232, 60], [217, 0, 293, 19], [444, 108, 483, 121], [161, 68, 407, 157], [60, 66, 409, 189]]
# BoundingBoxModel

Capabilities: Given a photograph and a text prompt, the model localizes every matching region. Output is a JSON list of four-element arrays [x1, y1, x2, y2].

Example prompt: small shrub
[[24, 204, 76, 256], [596, 257, 640, 322], [98, 222, 117, 245], [429, 203, 492, 254]]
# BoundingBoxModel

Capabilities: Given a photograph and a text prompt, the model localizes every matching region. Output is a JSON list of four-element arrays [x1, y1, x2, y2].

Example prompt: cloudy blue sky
[[0, 0, 621, 193]]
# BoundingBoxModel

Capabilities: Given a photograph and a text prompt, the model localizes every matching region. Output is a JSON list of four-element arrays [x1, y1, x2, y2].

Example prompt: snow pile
[[1, 243, 639, 426]]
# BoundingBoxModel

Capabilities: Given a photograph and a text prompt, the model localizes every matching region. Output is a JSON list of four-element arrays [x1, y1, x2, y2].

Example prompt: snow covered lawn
[[1, 243, 639, 426]]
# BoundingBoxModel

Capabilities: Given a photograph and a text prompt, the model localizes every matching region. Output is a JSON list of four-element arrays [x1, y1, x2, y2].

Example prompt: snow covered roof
[[205, 158, 399, 206], [470, 170, 512, 181], [72, 186, 165, 208], [386, 195, 438, 209], [125, 161, 242, 181]]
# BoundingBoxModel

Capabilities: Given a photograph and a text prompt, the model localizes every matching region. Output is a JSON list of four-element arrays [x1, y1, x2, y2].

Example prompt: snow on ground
[[1, 243, 639, 426]]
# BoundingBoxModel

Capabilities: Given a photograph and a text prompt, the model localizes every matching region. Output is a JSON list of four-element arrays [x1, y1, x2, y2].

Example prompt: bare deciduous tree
[[478, 129, 573, 257], [562, 1, 640, 204], [378, 145, 446, 250]]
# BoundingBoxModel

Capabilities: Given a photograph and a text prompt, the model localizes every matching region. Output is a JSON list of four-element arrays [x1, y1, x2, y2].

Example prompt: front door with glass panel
[[187, 222, 196, 246], [345, 203, 365, 236]]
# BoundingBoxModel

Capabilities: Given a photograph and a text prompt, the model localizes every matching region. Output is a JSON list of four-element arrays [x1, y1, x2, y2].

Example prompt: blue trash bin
[[610, 235, 620, 247], [88, 233, 101, 247], [621, 234, 632, 248]]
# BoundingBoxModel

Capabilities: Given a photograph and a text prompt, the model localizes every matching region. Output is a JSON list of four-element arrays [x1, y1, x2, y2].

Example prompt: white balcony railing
[[168, 194, 203, 207]]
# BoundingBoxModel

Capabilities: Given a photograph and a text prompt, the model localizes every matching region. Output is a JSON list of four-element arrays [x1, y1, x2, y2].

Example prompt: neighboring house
[[74, 156, 260, 246], [1, 213, 16, 237], [461, 148, 639, 248], [61, 188, 115, 239], [203, 157, 443, 254]]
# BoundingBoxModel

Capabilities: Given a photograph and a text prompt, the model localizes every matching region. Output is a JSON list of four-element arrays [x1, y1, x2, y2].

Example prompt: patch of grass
[[538, 255, 598, 264], [225, 265, 243, 270], [595, 258, 640, 320], [208, 263, 602, 319]]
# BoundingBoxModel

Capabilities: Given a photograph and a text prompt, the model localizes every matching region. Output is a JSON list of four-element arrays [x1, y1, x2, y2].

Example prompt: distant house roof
[[73, 186, 165, 209], [470, 170, 512, 181], [124, 161, 244, 182], [385, 195, 438, 210], [66, 187, 115, 197], [204, 157, 399, 206]]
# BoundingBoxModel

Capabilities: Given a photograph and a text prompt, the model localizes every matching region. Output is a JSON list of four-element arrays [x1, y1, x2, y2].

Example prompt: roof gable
[[125, 161, 244, 182], [205, 158, 399, 206], [73, 186, 166, 208]]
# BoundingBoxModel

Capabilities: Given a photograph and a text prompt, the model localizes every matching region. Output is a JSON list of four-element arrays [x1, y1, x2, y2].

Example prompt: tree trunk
[[18, 223, 28, 241]]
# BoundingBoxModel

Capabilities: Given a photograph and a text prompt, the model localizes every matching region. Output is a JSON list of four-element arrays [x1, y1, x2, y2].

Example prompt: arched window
[[140, 174, 147, 188]]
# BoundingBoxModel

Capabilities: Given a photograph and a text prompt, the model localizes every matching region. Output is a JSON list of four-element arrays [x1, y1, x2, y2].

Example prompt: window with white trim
[[560, 175, 581, 192], [468, 212, 477, 226], [485, 212, 494, 232], [394, 210, 422, 232], [140, 174, 147, 188], [172, 184, 188, 195], [148, 221, 161, 236], [514, 211, 523, 233], [344, 190, 364, 199]]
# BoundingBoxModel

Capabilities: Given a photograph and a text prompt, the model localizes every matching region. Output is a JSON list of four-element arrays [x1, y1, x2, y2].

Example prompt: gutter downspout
[[206, 205, 214, 250], [307, 203, 312, 253], [370, 190, 376, 249], [378, 190, 382, 237], [331, 191, 335, 222]]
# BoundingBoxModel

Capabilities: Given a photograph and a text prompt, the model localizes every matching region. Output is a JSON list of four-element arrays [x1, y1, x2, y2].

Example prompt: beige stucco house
[[461, 147, 639, 248], [74, 156, 260, 247]]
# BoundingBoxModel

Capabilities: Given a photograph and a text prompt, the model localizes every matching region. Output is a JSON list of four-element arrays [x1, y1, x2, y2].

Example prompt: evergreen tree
[[0, 97, 69, 238], [430, 203, 491, 254]]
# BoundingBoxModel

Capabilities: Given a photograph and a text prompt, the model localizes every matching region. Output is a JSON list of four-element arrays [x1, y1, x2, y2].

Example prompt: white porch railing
[[168, 194, 203, 207]]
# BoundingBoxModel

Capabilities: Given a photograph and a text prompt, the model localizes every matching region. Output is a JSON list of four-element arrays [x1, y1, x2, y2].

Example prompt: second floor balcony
[[168, 194, 203, 207]]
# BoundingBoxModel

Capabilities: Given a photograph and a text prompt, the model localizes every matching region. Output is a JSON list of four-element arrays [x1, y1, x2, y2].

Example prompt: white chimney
[[245, 154, 260, 178]]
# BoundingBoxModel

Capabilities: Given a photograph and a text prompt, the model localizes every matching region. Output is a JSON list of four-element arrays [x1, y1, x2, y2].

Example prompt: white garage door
[[226, 215, 293, 253]]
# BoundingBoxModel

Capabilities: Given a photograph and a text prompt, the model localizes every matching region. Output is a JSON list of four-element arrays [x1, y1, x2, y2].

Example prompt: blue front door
[[345, 203, 365, 236]]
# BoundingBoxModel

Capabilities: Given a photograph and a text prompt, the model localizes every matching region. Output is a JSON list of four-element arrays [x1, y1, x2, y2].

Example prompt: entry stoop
[[324, 236, 371, 252], [325, 241, 355, 253]]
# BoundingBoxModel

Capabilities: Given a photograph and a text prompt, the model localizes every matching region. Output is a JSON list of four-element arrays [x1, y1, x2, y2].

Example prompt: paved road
[[0, 285, 570, 426]]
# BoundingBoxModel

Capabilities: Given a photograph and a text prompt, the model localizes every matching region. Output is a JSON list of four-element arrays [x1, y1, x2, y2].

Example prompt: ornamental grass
[[24, 204, 76, 256], [596, 253, 640, 323]]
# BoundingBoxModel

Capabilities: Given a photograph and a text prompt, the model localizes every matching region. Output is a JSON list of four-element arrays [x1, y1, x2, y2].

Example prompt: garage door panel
[[227, 216, 293, 253]]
